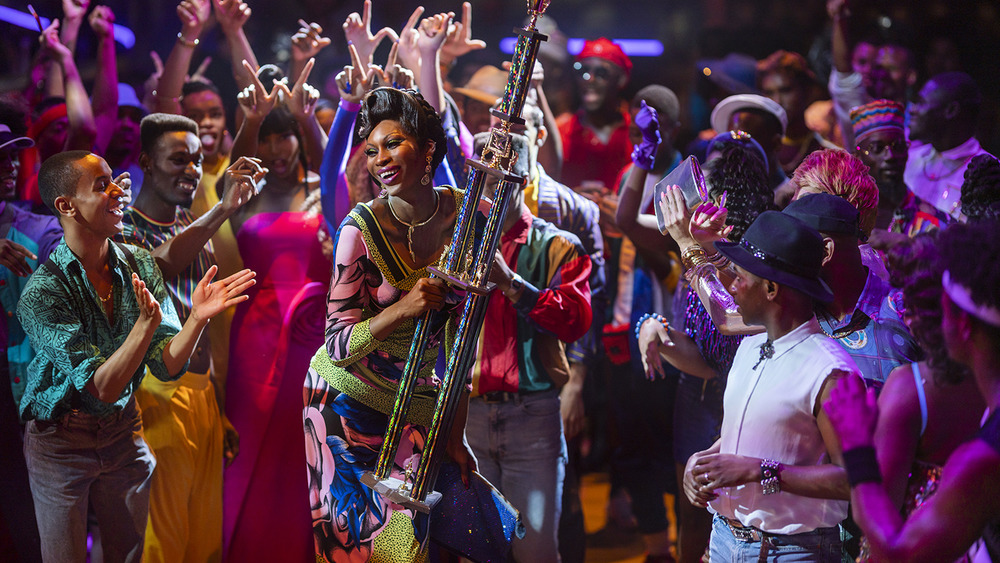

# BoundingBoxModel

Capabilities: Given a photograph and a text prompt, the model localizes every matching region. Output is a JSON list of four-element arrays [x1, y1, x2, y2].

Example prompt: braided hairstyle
[[886, 232, 970, 385], [702, 142, 775, 242], [960, 154, 1000, 222], [357, 88, 448, 173]]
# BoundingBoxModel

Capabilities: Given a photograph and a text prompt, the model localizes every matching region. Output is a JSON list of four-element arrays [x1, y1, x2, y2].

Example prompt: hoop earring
[[421, 155, 432, 186]]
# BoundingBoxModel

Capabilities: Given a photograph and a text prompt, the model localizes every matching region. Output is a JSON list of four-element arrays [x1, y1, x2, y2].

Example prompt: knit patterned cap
[[850, 99, 905, 145]]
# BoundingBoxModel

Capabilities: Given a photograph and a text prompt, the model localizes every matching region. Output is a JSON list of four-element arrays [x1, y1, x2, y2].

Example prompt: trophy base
[[360, 471, 442, 514], [427, 265, 496, 295]]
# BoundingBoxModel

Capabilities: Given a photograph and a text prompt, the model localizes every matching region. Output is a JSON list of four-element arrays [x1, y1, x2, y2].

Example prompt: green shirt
[[17, 238, 184, 421]]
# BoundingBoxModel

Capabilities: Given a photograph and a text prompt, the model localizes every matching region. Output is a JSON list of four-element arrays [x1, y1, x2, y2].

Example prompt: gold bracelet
[[680, 245, 708, 270], [176, 32, 200, 47]]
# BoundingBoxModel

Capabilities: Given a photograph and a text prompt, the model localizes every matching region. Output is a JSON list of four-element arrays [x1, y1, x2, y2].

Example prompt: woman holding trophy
[[302, 29, 478, 560]]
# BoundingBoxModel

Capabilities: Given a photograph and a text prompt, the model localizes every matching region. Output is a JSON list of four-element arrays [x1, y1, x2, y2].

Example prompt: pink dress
[[223, 212, 331, 562]]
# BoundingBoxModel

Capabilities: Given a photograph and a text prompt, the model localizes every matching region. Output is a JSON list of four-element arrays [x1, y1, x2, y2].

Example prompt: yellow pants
[[136, 370, 223, 563]]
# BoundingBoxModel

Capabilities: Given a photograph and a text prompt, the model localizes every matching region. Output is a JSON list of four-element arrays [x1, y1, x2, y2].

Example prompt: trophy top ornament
[[527, 0, 550, 17]]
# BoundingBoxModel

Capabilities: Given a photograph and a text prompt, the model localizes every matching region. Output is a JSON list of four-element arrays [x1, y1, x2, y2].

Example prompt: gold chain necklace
[[386, 190, 441, 264], [98, 286, 112, 305]]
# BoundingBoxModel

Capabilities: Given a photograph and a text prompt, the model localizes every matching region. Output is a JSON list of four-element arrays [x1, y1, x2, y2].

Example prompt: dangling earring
[[420, 155, 432, 186]]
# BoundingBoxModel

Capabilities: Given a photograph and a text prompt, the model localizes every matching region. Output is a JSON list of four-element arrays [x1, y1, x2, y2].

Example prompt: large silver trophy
[[360, 0, 552, 513]]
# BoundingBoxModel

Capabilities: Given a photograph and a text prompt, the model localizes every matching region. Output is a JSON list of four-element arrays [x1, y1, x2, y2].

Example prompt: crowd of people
[[1, 0, 1000, 562]]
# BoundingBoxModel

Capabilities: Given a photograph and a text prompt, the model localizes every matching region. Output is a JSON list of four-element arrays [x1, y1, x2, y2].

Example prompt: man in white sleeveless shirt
[[683, 211, 862, 561]]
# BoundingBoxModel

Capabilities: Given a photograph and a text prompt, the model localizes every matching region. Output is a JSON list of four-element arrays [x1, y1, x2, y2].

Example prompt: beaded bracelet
[[634, 312, 670, 340], [176, 32, 200, 47]]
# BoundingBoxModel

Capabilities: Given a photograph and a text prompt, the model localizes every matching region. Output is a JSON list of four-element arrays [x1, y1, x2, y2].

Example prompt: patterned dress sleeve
[[324, 218, 384, 366]]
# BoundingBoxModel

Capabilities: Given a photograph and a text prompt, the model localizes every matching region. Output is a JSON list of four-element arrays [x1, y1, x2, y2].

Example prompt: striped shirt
[[117, 207, 215, 321]]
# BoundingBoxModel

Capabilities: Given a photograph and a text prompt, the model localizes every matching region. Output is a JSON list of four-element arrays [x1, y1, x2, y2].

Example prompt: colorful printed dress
[[304, 189, 464, 562]]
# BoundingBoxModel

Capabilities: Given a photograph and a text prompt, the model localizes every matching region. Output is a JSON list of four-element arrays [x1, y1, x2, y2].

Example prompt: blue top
[[816, 265, 920, 389], [0, 201, 63, 405], [17, 239, 184, 421]]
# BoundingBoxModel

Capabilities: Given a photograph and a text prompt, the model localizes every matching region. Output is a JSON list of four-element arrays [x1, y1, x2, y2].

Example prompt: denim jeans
[[710, 514, 842, 562], [23, 398, 155, 563], [466, 390, 567, 563]]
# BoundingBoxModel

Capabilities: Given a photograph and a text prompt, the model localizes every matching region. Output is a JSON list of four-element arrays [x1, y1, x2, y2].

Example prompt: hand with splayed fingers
[[441, 2, 486, 66], [341, 0, 395, 67], [334, 43, 378, 104], [275, 58, 321, 120], [236, 60, 279, 121], [292, 20, 332, 62]]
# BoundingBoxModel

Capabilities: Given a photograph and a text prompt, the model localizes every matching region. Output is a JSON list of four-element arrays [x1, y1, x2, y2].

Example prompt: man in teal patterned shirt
[[17, 150, 255, 562]]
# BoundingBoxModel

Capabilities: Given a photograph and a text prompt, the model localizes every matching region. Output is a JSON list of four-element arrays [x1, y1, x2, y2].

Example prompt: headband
[[942, 270, 1000, 327], [28, 104, 68, 140]]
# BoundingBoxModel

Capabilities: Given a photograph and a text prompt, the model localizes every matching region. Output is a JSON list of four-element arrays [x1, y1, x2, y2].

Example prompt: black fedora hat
[[716, 210, 834, 303], [784, 193, 863, 240]]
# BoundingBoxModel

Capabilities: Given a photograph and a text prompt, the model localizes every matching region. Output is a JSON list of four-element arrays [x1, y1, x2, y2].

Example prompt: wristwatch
[[505, 273, 524, 297], [761, 459, 781, 495]]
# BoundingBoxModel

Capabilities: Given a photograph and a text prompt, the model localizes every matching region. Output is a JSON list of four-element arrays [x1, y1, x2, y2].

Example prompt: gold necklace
[[386, 190, 441, 264], [98, 287, 112, 305]]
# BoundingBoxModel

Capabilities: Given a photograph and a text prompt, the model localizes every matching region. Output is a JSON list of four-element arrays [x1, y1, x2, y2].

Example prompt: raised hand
[[221, 156, 266, 211], [341, 0, 394, 67], [177, 0, 211, 39], [0, 239, 38, 277], [132, 272, 163, 328], [827, 0, 850, 20], [87, 5, 115, 39], [237, 60, 279, 121], [367, 42, 413, 89], [188, 56, 213, 84], [658, 185, 695, 245], [688, 199, 732, 247], [631, 99, 661, 170], [62, 0, 91, 22], [394, 6, 426, 75], [274, 58, 320, 119], [40, 20, 72, 63], [142, 51, 165, 106], [291, 20, 332, 62], [190, 266, 256, 323], [212, 0, 251, 35], [441, 2, 486, 65], [113, 172, 132, 207], [334, 43, 377, 104], [416, 12, 453, 55]]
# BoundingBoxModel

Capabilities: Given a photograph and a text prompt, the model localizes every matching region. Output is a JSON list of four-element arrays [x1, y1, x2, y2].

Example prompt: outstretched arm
[[154, 0, 211, 114], [89, 5, 119, 154], [40, 20, 96, 152], [162, 266, 255, 375], [151, 157, 264, 279], [213, 0, 258, 89]]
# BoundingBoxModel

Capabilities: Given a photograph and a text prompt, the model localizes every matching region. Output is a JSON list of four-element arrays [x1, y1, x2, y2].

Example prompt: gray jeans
[[24, 398, 155, 563]]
